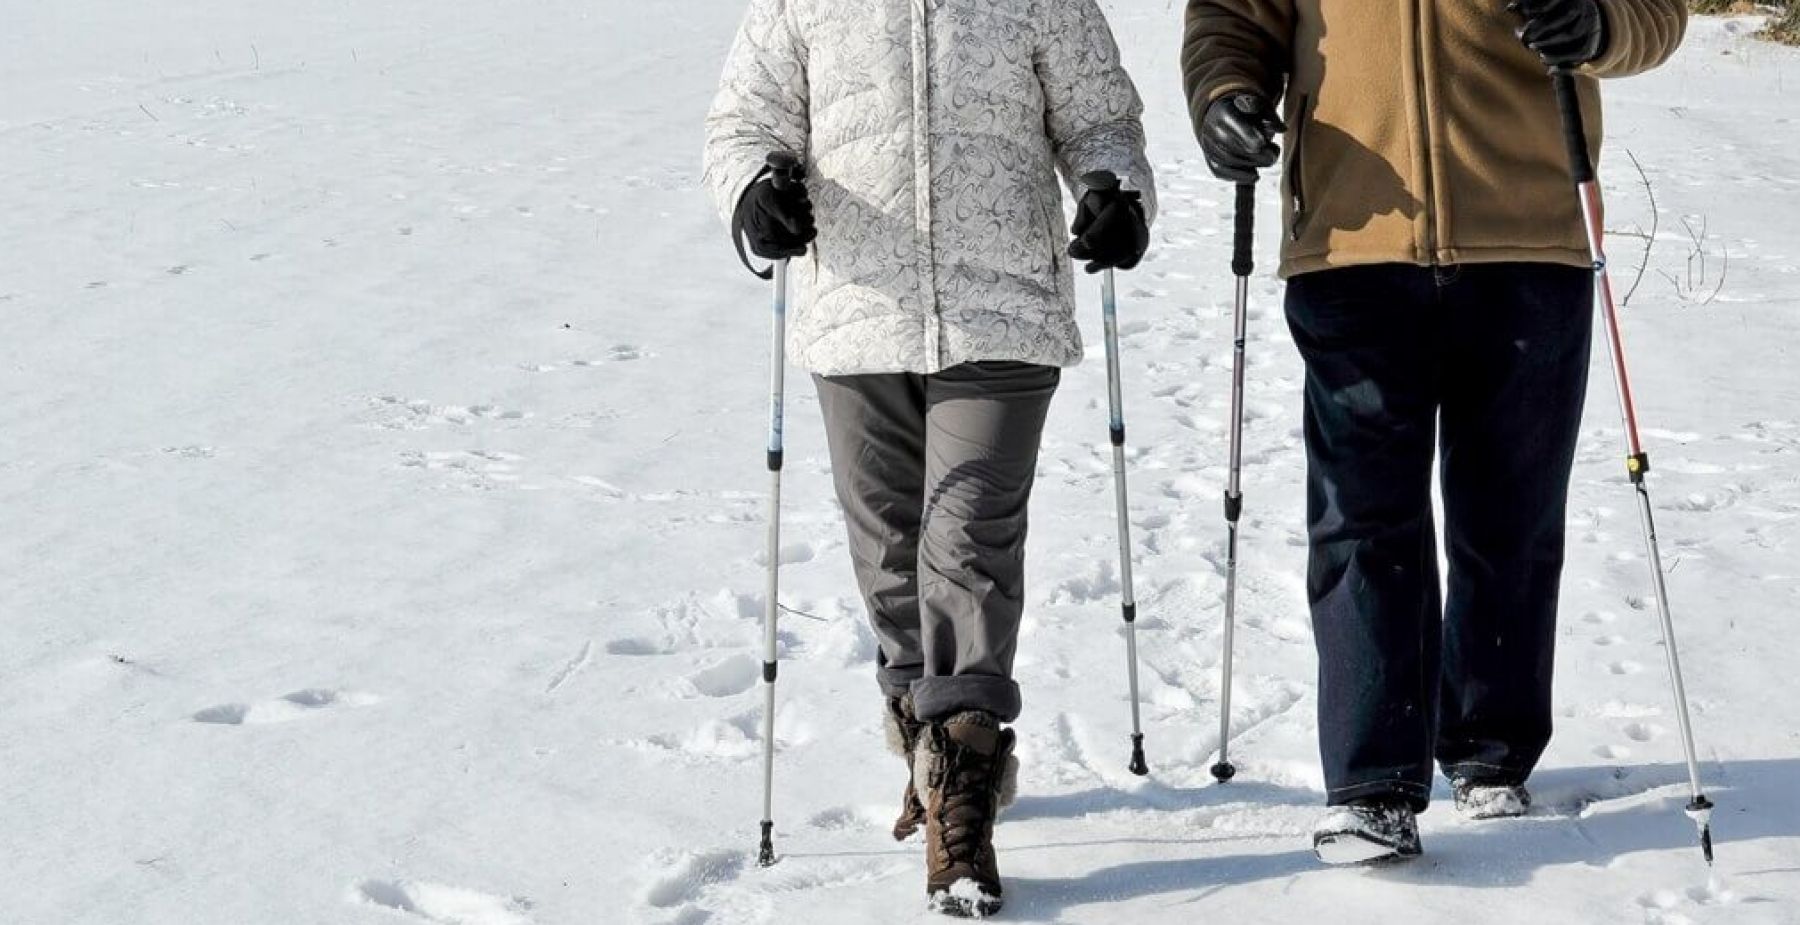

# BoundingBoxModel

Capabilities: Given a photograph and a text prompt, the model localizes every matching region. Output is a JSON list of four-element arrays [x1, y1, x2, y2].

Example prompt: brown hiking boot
[[884, 692, 927, 841], [916, 710, 1017, 918]]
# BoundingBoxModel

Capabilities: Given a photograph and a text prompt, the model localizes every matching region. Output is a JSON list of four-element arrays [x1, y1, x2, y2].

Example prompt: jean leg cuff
[[1326, 778, 1432, 813]]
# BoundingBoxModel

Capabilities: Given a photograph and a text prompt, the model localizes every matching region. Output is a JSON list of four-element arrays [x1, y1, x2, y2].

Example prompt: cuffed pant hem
[[911, 675, 1021, 724], [1326, 779, 1432, 812], [876, 663, 924, 700], [1441, 760, 1531, 787]]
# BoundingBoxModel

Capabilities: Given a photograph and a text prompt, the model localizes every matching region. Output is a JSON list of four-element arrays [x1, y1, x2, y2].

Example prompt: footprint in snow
[[685, 654, 761, 698], [640, 849, 746, 908], [354, 879, 534, 925], [753, 542, 815, 567], [606, 636, 676, 657], [193, 688, 377, 725]]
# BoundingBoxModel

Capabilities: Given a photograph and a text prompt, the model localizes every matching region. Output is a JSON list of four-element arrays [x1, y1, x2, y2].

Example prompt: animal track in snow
[[1608, 660, 1645, 675], [518, 345, 648, 372], [354, 879, 533, 925], [193, 688, 377, 725], [398, 450, 524, 489], [370, 396, 527, 430]]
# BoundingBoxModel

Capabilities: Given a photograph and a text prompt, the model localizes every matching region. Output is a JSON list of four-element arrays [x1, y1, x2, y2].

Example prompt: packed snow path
[[2, 2, 1797, 923]]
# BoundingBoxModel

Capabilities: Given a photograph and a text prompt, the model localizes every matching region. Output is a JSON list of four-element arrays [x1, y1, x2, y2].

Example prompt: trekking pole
[[1085, 172, 1150, 776], [1550, 70, 1714, 865], [1213, 181, 1256, 784], [757, 150, 804, 868]]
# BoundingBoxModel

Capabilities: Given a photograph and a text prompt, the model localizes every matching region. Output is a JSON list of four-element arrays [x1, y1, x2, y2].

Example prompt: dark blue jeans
[[1285, 263, 1593, 810]]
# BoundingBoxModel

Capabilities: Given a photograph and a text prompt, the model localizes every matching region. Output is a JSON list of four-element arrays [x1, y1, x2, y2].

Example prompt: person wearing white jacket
[[704, 0, 1156, 915]]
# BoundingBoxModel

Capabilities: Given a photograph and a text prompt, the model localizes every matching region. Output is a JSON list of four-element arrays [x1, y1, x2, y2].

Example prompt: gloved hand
[[1069, 173, 1149, 274], [1200, 91, 1285, 184], [1510, 0, 1608, 68], [739, 174, 816, 260]]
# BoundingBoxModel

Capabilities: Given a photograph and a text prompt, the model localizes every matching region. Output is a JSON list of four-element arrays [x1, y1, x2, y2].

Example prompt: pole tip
[[758, 821, 778, 867], [1128, 734, 1149, 777], [1210, 761, 1237, 783], [1686, 796, 1716, 865]]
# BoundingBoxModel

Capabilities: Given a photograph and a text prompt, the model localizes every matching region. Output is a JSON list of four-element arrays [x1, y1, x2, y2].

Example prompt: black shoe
[[1453, 778, 1531, 820], [1313, 799, 1423, 865]]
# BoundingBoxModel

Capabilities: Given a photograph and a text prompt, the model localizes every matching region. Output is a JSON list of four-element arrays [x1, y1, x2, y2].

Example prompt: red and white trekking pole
[[1551, 69, 1715, 865]]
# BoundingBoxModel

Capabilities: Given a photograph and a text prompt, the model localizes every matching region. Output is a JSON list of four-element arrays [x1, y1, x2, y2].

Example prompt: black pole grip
[[1232, 182, 1255, 277], [1080, 169, 1122, 195], [766, 150, 805, 192], [1551, 71, 1594, 184]]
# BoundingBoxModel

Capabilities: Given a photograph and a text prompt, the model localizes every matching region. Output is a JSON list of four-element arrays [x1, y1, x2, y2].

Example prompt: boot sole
[[1456, 805, 1530, 821], [928, 890, 1003, 918], [1313, 830, 1422, 866]]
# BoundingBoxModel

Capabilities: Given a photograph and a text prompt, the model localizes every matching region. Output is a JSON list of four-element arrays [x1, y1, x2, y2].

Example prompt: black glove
[[1068, 172, 1149, 274], [1510, 0, 1608, 68], [739, 175, 815, 260], [1200, 91, 1285, 184]]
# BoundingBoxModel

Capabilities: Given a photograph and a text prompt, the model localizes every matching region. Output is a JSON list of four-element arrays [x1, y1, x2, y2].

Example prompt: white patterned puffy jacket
[[704, 0, 1157, 376]]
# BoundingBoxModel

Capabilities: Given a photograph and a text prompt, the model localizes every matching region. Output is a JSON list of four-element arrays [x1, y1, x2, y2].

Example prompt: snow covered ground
[[3, 2, 1797, 923]]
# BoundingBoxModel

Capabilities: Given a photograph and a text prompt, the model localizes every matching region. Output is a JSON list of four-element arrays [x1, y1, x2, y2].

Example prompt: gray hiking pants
[[815, 361, 1060, 723]]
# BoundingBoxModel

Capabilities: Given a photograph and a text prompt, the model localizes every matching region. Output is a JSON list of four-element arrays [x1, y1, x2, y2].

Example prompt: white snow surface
[[3, 3, 1798, 923]]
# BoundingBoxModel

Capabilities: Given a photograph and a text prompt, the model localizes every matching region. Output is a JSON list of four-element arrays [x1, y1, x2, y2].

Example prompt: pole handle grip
[[766, 150, 805, 192], [1232, 182, 1255, 277], [1552, 71, 1595, 184]]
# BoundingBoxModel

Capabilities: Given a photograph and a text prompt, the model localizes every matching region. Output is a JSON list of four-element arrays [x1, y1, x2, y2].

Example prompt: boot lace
[[934, 742, 999, 868]]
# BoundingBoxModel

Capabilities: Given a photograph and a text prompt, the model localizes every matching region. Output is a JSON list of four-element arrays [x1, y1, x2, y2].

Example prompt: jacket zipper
[[1289, 93, 1310, 242], [1412, 0, 1439, 264], [912, 0, 940, 369]]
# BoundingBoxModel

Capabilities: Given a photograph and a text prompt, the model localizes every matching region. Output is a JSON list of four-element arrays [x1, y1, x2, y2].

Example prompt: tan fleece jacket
[[1182, 0, 1686, 277]]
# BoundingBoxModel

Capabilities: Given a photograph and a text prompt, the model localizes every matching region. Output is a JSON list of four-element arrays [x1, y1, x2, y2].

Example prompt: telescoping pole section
[[1101, 266, 1151, 777], [757, 151, 802, 868], [1552, 70, 1714, 865], [1213, 180, 1255, 784]]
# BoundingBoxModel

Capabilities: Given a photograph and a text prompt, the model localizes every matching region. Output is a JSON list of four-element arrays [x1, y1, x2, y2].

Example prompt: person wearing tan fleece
[[1181, 0, 1686, 863]]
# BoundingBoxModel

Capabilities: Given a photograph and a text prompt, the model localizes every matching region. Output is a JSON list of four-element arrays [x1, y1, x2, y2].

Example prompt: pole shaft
[[1557, 74, 1708, 816], [1216, 183, 1254, 779], [758, 261, 788, 865], [1102, 270, 1147, 769], [1575, 187, 1706, 802]]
